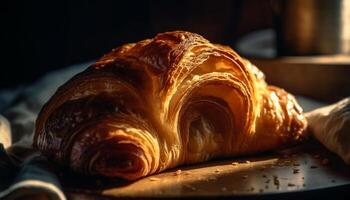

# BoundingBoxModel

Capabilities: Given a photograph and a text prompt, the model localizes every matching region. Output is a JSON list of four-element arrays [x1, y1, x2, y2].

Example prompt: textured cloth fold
[[0, 149, 66, 200], [0, 62, 90, 200]]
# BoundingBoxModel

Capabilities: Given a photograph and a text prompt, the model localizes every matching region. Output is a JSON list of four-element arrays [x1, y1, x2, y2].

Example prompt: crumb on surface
[[174, 169, 182, 176], [242, 175, 248, 179], [184, 184, 196, 191], [273, 176, 280, 186]]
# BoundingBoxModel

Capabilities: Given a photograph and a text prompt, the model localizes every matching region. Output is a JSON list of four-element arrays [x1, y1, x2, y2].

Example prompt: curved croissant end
[[34, 31, 307, 180]]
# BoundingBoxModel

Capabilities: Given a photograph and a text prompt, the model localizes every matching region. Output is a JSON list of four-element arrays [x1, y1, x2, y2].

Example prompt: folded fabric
[[0, 115, 11, 149], [0, 115, 66, 200], [306, 97, 350, 164], [0, 62, 90, 200], [0, 147, 66, 200], [0, 145, 18, 191]]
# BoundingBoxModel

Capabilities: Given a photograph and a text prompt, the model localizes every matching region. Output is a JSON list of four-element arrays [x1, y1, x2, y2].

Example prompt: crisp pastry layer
[[33, 31, 307, 180]]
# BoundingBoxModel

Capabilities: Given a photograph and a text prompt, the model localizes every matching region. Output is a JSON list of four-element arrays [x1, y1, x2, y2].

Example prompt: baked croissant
[[34, 31, 307, 180]]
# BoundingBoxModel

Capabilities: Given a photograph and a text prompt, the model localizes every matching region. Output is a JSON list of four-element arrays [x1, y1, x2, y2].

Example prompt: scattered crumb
[[196, 177, 205, 181], [273, 176, 280, 187], [250, 187, 255, 191], [174, 169, 182, 176], [277, 162, 284, 167], [242, 175, 248, 179], [259, 189, 264, 193], [288, 183, 296, 187], [322, 159, 330, 165], [231, 162, 239, 166], [150, 177, 161, 181], [215, 169, 222, 173], [245, 160, 251, 164], [184, 184, 196, 191]]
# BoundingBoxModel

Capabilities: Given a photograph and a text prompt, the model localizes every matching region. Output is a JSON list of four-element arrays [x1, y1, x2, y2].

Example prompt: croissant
[[33, 31, 307, 180]]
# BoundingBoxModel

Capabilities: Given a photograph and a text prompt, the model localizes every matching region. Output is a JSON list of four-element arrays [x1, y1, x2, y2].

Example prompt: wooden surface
[[64, 140, 350, 199]]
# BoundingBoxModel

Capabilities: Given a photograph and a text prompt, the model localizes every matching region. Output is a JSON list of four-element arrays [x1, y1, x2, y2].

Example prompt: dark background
[[1, 0, 273, 89]]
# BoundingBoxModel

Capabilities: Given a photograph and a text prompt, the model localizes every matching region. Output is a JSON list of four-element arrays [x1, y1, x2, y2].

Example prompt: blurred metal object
[[252, 55, 350, 103], [272, 0, 350, 55]]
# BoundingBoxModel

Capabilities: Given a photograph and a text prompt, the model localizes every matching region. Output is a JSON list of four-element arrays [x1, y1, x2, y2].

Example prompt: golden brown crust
[[33, 31, 307, 180]]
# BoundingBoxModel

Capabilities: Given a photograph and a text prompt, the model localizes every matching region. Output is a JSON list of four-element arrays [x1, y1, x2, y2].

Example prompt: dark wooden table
[[64, 139, 350, 199]]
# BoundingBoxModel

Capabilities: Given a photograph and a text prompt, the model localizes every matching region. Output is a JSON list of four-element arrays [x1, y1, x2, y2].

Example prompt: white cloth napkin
[[0, 62, 91, 200], [306, 97, 350, 164], [0, 115, 11, 149]]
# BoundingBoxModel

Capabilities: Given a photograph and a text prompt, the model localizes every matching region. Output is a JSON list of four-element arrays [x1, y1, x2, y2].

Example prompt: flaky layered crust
[[34, 31, 307, 180]]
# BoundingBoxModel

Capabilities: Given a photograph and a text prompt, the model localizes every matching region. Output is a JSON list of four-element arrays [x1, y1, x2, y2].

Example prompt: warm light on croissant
[[34, 31, 307, 180]]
